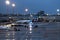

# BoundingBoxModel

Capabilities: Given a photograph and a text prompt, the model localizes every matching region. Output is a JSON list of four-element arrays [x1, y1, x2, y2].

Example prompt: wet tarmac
[[0, 22, 60, 40]]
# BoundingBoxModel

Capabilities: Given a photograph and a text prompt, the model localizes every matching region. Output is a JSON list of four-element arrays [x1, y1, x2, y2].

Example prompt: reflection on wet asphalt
[[0, 22, 60, 40]]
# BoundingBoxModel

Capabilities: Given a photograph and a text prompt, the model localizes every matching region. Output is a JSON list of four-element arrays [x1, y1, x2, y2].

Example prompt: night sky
[[0, 0, 60, 14]]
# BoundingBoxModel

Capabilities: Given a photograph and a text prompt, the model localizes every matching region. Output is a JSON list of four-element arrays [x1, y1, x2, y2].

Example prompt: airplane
[[11, 20, 32, 26], [11, 20, 39, 31]]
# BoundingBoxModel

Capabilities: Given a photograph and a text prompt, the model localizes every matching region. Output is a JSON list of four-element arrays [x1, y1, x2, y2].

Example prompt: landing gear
[[34, 25, 38, 28]]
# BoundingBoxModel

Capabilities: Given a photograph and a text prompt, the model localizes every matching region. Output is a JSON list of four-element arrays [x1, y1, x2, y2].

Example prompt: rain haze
[[0, 0, 60, 14]]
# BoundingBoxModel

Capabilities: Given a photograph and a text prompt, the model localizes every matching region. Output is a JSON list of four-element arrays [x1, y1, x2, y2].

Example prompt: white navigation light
[[46, 14, 48, 16]]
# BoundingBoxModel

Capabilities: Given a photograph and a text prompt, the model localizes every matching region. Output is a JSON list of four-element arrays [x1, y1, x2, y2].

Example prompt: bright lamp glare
[[5, 0, 10, 5], [57, 9, 59, 12], [25, 9, 28, 12], [12, 3, 15, 7]]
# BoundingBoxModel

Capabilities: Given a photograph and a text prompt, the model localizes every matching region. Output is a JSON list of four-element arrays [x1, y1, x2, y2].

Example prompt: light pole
[[12, 3, 15, 15], [25, 8, 28, 14], [24, 8, 28, 19], [5, 0, 10, 16], [57, 9, 60, 15], [25, 8, 28, 12]]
